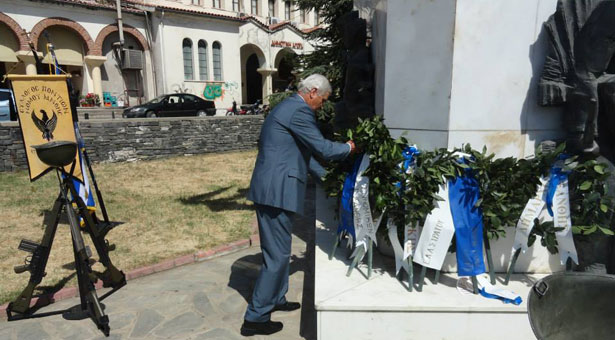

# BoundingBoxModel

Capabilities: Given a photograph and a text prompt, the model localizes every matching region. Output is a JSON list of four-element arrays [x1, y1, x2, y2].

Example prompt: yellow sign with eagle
[[8, 75, 83, 181]]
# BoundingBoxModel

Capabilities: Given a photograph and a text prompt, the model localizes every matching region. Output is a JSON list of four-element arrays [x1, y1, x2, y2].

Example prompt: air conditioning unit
[[290, 20, 298, 26], [270, 16, 280, 24], [121, 49, 143, 70]]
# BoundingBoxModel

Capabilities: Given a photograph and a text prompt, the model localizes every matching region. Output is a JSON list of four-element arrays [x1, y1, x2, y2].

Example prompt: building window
[[212, 0, 220, 8], [198, 40, 208, 80], [284, 1, 290, 20], [183, 38, 193, 80], [233, 0, 240, 12], [251, 0, 258, 15], [212, 41, 222, 81], [314, 10, 320, 24], [300, 9, 306, 23], [268, 0, 275, 18], [191, 0, 199, 4]]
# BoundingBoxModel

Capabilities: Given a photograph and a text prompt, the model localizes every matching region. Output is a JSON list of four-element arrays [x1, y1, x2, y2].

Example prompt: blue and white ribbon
[[351, 153, 385, 261], [337, 156, 363, 246], [73, 123, 95, 210], [512, 156, 578, 265], [511, 178, 548, 255], [448, 157, 486, 277], [387, 146, 421, 274], [546, 158, 578, 265], [476, 275, 522, 305]]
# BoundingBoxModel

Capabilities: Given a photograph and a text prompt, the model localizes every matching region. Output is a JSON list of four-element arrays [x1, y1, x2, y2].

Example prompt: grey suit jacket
[[247, 94, 350, 214]]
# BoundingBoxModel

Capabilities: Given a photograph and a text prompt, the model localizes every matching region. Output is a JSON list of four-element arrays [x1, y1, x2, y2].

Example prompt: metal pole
[[407, 257, 413, 292], [483, 232, 495, 284], [346, 247, 365, 277], [367, 239, 373, 278], [116, 0, 125, 46], [328, 235, 339, 260], [417, 266, 427, 292], [504, 248, 521, 285]]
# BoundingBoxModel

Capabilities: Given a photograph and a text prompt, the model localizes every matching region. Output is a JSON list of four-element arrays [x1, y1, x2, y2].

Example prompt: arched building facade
[[1, 0, 320, 115]]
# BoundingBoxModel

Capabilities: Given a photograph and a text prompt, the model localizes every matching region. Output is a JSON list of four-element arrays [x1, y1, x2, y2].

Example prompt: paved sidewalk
[[0, 185, 318, 340]]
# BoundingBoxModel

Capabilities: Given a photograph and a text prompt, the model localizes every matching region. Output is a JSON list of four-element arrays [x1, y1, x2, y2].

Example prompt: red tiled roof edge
[[30, 0, 144, 14]]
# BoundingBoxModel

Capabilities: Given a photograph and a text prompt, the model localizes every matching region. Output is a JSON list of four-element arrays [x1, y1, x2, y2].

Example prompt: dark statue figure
[[334, 11, 375, 129], [539, 0, 615, 157], [539, 0, 615, 274]]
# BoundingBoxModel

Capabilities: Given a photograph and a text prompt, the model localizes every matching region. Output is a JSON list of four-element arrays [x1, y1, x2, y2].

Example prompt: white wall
[[158, 12, 242, 110], [447, 0, 563, 158], [382, 0, 456, 150], [373, 0, 564, 157]]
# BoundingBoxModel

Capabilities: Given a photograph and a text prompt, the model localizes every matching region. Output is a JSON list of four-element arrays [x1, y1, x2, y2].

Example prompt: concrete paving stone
[[193, 327, 244, 340], [16, 321, 52, 340], [43, 318, 98, 340], [153, 311, 207, 338], [129, 308, 164, 338], [91, 332, 123, 340], [203, 287, 230, 304], [192, 291, 216, 317], [0, 325, 13, 340], [218, 292, 246, 316], [107, 311, 136, 330]]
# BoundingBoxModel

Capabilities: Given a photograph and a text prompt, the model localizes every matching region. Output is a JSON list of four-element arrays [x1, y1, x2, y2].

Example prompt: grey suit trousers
[[244, 204, 294, 322]]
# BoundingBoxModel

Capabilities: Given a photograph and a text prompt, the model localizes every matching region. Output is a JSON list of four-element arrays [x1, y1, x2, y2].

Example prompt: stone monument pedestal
[[315, 186, 556, 340]]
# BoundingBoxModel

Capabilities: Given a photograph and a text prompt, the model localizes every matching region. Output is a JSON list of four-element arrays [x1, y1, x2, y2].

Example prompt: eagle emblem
[[31, 109, 58, 141]]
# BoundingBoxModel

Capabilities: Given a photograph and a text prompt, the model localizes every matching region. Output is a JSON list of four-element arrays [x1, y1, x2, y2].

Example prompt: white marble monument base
[[314, 186, 544, 340]]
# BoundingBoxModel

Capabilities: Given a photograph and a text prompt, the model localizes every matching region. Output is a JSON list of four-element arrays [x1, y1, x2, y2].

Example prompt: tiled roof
[[29, 0, 321, 35], [134, 2, 246, 22], [33, 0, 144, 14], [301, 25, 323, 34]]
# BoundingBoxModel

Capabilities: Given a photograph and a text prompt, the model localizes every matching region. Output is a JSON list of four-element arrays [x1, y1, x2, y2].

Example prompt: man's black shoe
[[272, 301, 301, 312], [240, 320, 283, 336]]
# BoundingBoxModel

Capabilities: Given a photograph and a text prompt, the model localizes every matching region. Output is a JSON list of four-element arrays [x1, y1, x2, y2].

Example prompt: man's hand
[[346, 140, 356, 154]]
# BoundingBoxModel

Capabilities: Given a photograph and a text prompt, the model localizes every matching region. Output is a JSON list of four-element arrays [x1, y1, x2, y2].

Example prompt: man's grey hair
[[297, 74, 332, 96]]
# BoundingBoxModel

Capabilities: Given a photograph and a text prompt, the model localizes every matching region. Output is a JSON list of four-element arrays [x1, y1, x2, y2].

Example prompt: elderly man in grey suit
[[241, 74, 355, 336]]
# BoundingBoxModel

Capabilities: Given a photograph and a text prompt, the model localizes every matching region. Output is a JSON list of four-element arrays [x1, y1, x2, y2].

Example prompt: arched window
[[198, 40, 208, 80], [212, 41, 222, 81], [183, 38, 193, 80]]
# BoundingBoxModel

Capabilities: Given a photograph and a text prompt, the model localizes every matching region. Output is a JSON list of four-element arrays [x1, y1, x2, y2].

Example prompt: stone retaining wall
[[0, 116, 264, 172]]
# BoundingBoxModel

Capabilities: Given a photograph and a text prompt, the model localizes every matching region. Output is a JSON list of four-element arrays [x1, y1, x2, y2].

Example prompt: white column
[[257, 67, 276, 104], [84, 55, 107, 106], [16, 51, 41, 75]]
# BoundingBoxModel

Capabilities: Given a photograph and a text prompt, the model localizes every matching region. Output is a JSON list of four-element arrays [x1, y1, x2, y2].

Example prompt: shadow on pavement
[[226, 181, 318, 340]]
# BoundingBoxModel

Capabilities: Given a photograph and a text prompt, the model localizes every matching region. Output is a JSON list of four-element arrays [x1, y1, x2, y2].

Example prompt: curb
[[0, 218, 260, 319]]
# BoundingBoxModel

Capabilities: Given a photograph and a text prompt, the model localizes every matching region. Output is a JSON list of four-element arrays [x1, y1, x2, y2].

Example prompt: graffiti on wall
[[203, 83, 223, 100], [203, 81, 240, 102]]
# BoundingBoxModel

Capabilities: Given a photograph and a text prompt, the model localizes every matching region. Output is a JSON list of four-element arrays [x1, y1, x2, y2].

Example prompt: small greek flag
[[72, 123, 95, 211]]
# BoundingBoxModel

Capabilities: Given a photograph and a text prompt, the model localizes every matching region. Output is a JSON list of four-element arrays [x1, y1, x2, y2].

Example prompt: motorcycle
[[245, 99, 264, 115], [226, 100, 242, 116], [226, 100, 264, 116]]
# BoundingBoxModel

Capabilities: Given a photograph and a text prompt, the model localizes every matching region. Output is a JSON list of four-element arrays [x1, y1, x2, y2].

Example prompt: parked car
[[0, 88, 17, 122], [122, 93, 216, 118]]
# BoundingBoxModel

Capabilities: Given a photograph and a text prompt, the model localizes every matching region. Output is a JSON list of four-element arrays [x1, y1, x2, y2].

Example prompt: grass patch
[[0, 150, 257, 305]]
